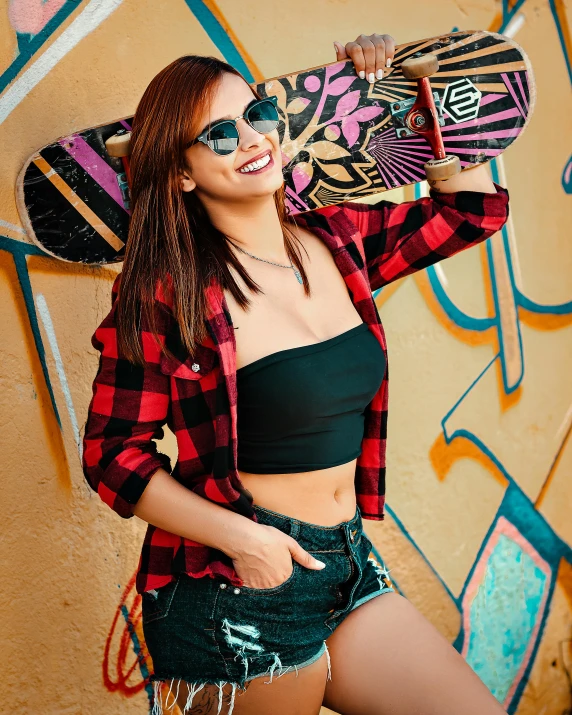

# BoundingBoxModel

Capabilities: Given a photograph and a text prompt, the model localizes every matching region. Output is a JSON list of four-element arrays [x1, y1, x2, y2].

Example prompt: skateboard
[[16, 30, 534, 264]]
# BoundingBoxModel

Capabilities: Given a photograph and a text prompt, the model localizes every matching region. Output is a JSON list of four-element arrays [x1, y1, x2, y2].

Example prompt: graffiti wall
[[1, 0, 570, 713]]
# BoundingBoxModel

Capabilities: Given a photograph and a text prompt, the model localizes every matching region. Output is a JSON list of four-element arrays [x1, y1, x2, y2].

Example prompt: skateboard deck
[[16, 30, 534, 264]]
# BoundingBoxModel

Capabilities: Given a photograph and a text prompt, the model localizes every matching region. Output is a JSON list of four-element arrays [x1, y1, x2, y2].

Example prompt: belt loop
[[345, 522, 358, 546], [289, 520, 300, 540]]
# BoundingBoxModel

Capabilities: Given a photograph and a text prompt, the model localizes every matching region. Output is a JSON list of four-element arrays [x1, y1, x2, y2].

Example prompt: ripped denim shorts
[[141, 504, 394, 714]]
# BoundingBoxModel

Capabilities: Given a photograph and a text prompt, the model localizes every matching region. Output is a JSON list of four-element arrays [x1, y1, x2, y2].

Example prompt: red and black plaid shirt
[[82, 184, 509, 594]]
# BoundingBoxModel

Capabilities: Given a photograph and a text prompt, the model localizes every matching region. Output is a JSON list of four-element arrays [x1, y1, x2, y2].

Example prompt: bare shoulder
[[288, 221, 331, 261]]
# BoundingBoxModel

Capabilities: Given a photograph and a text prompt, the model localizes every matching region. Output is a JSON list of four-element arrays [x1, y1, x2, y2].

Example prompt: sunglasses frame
[[185, 95, 280, 154]]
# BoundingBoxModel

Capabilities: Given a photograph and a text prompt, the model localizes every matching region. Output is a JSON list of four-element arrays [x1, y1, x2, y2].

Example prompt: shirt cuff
[[429, 182, 510, 217]]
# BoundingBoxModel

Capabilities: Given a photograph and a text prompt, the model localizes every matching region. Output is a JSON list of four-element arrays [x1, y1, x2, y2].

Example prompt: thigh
[[323, 592, 508, 715], [168, 652, 329, 714]]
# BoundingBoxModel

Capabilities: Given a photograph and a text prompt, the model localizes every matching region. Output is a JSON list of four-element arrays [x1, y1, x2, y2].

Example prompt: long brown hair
[[116, 55, 310, 366]]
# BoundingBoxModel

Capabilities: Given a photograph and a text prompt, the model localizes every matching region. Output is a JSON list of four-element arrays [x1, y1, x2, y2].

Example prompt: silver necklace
[[232, 243, 303, 284]]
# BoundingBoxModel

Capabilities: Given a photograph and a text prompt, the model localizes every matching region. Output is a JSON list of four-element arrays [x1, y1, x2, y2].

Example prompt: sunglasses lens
[[208, 122, 239, 155], [247, 99, 280, 134]]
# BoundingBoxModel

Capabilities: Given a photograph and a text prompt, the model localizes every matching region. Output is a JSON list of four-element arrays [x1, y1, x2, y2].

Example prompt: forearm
[[429, 163, 497, 194], [132, 468, 258, 559]]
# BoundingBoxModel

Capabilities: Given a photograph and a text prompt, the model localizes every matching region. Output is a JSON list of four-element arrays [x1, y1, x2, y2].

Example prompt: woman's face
[[181, 72, 284, 206]]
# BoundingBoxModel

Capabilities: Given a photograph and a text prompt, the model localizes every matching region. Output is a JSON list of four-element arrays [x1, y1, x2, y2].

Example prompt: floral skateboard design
[[16, 30, 533, 264]]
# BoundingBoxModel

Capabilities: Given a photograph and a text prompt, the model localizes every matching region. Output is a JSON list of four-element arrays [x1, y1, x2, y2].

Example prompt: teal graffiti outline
[[0, 235, 60, 426]]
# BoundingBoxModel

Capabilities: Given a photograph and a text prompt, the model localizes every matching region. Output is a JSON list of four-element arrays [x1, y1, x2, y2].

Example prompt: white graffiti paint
[[0, 0, 124, 126], [503, 13, 526, 39], [0, 218, 26, 236], [35, 293, 82, 459]]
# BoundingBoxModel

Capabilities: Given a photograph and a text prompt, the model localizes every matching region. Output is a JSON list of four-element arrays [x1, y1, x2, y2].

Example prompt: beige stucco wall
[[1, 1, 571, 713]]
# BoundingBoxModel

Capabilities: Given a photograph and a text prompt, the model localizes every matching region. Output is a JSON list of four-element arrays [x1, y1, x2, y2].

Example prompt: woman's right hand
[[231, 523, 326, 589]]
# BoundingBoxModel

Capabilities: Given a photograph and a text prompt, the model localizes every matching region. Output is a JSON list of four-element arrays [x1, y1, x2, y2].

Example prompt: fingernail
[[368, 72, 375, 83], [358, 70, 365, 79], [315, 560, 326, 569], [376, 68, 383, 79], [386, 58, 392, 67]]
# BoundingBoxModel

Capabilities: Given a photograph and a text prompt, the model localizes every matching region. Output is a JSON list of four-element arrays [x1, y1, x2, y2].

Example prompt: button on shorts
[[141, 504, 394, 714]]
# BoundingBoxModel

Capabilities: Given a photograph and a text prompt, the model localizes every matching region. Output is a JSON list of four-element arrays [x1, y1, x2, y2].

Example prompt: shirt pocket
[[159, 341, 218, 381]]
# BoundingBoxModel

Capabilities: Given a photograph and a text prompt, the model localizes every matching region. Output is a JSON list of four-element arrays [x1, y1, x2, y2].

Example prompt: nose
[[237, 117, 265, 151]]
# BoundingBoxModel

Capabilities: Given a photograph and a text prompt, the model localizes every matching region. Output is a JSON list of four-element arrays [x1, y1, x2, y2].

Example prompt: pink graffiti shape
[[292, 165, 312, 194], [304, 75, 321, 93], [9, 0, 67, 35], [341, 119, 360, 147]]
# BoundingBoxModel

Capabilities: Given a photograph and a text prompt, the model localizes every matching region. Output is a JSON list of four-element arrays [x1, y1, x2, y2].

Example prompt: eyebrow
[[199, 96, 259, 135]]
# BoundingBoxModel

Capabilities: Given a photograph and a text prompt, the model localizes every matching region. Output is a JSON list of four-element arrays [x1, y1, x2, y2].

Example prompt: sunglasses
[[186, 96, 280, 156]]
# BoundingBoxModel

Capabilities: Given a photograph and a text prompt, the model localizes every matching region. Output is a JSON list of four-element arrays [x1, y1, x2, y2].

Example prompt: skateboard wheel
[[401, 54, 439, 79], [106, 132, 132, 158], [424, 155, 461, 181]]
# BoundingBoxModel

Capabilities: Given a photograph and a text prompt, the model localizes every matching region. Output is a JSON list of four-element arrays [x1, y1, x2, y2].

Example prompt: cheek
[[192, 154, 236, 188]]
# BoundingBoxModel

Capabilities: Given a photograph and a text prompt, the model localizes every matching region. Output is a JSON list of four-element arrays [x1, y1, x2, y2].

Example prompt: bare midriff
[[238, 460, 358, 526]]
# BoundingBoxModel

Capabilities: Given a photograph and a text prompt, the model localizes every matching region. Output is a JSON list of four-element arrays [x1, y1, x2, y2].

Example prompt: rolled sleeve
[[82, 279, 173, 519], [336, 183, 510, 290]]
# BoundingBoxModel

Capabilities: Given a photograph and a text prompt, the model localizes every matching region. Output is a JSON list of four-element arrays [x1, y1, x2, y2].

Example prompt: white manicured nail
[[386, 58, 392, 67], [358, 70, 365, 79], [376, 69, 383, 79], [368, 72, 375, 83]]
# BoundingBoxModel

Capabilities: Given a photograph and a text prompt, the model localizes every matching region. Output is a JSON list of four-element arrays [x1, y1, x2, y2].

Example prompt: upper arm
[[82, 275, 173, 519], [336, 184, 510, 291]]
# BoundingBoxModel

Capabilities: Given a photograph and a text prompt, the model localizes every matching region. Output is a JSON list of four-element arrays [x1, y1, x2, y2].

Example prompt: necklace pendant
[[293, 268, 303, 284]]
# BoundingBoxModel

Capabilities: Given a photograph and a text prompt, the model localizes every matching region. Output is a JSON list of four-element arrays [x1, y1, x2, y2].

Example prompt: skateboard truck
[[105, 130, 132, 210], [395, 53, 461, 182]]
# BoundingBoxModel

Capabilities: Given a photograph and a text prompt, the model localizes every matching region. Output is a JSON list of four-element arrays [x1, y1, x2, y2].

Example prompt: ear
[[179, 167, 197, 193]]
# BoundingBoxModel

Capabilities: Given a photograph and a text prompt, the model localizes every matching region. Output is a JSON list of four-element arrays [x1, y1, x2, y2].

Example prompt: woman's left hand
[[333, 33, 396, 84]]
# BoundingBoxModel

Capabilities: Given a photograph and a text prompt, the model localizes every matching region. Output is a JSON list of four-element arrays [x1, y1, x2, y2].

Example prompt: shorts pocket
[[141, 577, 181, 624], [238, 560, 300, 596]]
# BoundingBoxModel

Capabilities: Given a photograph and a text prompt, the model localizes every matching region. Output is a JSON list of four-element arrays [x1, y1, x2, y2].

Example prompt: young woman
[[83, 33, 511, 715]]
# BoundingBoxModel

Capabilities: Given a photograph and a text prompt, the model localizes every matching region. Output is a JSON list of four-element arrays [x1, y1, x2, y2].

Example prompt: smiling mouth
[[237, 151, 273, 174]]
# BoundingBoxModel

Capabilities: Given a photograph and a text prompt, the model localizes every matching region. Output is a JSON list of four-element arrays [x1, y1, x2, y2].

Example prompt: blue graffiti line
[[0, 1, 81, 96], [120, 603, 155, 710], [562, 155, 572, 194], [383, 504, 458, 605], [548, 0, 572, 85], [0, 235, 61, 426], [498, 0, 528, 34], [183, 0, 255, 83], [487, 160, 525, 393], [517, 289, 572, 313], [426, 269, 496, 331]]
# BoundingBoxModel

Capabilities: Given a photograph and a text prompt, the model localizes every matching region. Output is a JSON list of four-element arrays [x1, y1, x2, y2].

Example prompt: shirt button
[[233, 588, 241, 595], [219, 583, 227, 589], [191, 363, 200, 372]]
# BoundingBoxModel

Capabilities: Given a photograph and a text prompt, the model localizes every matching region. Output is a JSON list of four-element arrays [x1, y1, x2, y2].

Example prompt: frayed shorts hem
[[150, 641, 331, 714]]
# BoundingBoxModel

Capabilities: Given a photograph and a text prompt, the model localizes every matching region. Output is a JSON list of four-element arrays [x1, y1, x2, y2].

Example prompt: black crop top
[[236, 322, 386, 474]]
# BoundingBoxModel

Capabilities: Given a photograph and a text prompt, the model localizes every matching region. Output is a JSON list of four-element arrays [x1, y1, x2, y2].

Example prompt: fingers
[[383, 34, 396, 67], [343, 33, 397, 83], [333, 40, 348, 60], [289, 539, 326, 570]]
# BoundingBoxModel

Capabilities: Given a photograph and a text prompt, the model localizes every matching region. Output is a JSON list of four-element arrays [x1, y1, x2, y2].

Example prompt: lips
[[236, 149, 272, 171]]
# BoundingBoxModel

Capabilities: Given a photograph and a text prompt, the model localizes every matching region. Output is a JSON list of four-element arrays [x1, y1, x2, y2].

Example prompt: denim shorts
[[141, 504, 394, 714]]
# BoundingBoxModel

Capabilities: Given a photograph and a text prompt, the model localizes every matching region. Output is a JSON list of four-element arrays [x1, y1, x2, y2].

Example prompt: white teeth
[[238, 153, 271, 173]]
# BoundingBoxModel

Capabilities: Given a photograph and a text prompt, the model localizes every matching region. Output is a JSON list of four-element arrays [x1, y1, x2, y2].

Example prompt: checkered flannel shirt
[[82, 184, 509, 593]]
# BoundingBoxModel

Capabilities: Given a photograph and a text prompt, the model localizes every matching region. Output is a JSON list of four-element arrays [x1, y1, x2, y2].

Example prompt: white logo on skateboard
[[442, 78, 482, 123]]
